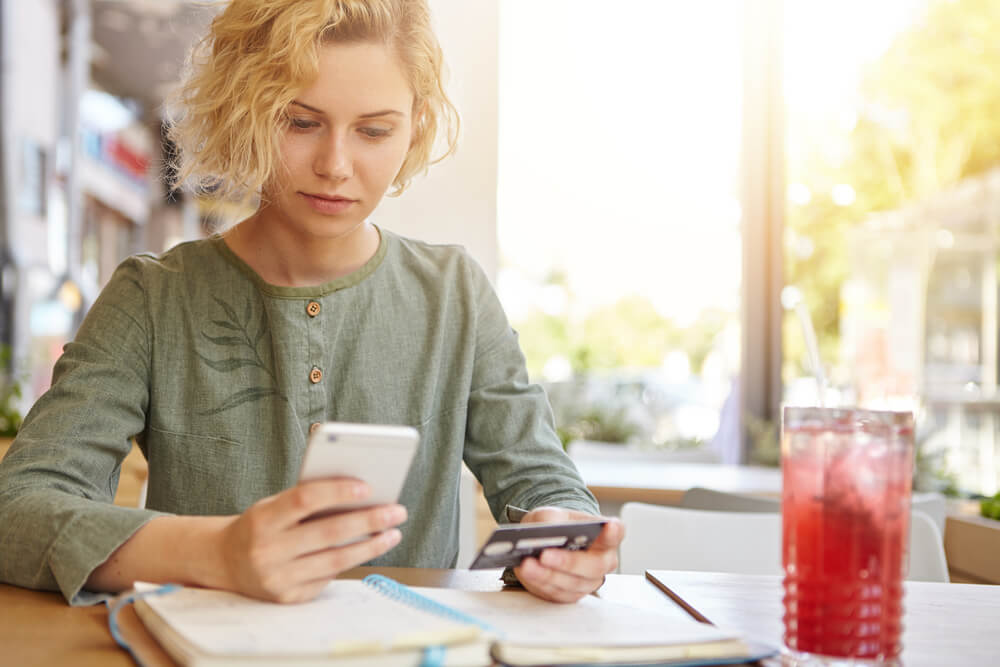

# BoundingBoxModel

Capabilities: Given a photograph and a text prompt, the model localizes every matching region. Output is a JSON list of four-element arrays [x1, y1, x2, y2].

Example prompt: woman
[[0, 0, 621, 606]]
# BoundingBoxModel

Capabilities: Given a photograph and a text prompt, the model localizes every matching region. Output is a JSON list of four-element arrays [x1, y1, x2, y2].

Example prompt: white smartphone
[[298, 422, 419, 514]]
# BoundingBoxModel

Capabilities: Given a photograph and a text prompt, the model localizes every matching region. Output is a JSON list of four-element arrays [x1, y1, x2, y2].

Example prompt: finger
[[514, 558, 567, 601], [521, 506, 610, 524], [269, 479, 371, 528], [296, 529, 403, 585], [270, 579, 329, 605], [521, 507, 571, 524], [288, 504, 408, 556], [515, 558, 591, 603], [538, 546, 617, 581], [588, 518, 625, 550], [519, 555, 599, 595], [559, 508, 604, 522], [257, 530, 404, 603]]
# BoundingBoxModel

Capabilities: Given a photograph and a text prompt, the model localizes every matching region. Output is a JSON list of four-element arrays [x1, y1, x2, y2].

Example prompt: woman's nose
[[313, 134, 353, 180]]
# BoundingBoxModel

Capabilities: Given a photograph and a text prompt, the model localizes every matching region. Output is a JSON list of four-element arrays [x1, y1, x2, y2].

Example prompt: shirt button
[[309, 422, 322, 435], [309, 367, 323, 384], [306, 301, 321, 317]]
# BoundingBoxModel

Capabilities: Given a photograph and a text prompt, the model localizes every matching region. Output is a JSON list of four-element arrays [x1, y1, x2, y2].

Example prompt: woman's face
[[263, 40, 414, 239]]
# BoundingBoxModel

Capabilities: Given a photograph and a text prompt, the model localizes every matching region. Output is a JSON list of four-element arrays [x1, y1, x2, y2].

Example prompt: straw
[[794, 301, 827, 408]]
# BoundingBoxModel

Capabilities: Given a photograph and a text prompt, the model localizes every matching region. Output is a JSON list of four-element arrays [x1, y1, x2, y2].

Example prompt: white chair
[[682, 486, 947, 536], [619, 502, 783, 575], [910, 492, 947, 539], [908, 509, 949, 582], [619, 501, 950, 583]]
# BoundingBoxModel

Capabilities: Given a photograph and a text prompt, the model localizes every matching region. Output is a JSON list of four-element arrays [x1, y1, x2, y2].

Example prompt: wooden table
[[647, 569, 1000, 667], [0, 567, 700, 667], [6, 566, 996, 666]]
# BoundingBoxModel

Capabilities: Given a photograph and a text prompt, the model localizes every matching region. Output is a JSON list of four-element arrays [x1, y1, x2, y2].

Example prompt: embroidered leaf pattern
[[197, 357, 263, 373], [253, 304, 268, 347], [197, 295, 285, 415], [210, 320, 241, 331], [201, 334, 245, 346], [199, 387, 284, 416], [215, 297, 239, 324]]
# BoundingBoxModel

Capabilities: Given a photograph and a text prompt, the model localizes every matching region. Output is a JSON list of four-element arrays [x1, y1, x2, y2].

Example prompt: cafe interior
[[0, 1, 998, 665]]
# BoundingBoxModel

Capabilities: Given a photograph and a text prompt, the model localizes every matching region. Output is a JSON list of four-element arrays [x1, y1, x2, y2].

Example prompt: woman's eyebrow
[[358, 109, 405, 119], [290, 100, 326, 114], [290, 100, 404, 119]]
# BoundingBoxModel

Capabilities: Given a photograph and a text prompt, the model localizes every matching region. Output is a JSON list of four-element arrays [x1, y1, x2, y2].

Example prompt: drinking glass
[[781, 407, 914, 665]]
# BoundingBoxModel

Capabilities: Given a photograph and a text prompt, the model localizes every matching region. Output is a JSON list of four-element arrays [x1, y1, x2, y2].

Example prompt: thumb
[[590, 517, 624, 550], [521, 506, 572, 524]]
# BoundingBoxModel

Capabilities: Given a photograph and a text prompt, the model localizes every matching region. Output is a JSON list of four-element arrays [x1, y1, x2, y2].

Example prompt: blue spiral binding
[[105, 583, 180, 667], [363, 574, 499, 667], [420, 644, 447, 667], [363, 574, 497, 632]]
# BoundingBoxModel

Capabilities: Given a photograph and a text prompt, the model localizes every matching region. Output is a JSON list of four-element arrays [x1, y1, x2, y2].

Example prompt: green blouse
[[0, 228, 597, 605]]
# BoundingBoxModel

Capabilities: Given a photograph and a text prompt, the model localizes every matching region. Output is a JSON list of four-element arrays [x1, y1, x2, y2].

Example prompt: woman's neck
[[223, 210, 381, 287]]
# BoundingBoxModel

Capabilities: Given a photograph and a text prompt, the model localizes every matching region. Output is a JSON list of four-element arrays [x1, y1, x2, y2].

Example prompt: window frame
[[740, 0, 784, 460]]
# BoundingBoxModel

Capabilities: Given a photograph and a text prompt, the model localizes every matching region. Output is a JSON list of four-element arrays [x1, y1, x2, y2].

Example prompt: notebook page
[[133, 581, 480, 656], [407, 587, 737, 648]]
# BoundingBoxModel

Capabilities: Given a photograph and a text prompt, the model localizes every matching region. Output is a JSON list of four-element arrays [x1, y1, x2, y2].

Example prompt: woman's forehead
[[296, 41, 413, 113]]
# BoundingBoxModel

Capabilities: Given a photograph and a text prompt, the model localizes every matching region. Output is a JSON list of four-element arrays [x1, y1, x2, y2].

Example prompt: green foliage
[[578, 297, 674, 370], [863, 0, 1000, 188], [514, 312, 573, 377], [555, 406, 640, 450], [745, 414, 779, 467], [912, 425, 961, 497], [545, 379, 645, 449], [0, 344, 23, 437], [981, 493, 1000, 521], [516, 295, 728, 379], [785, 0, 1000, 377]]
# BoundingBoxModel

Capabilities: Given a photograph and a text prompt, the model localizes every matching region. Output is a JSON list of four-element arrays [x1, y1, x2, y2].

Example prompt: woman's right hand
[[218, 478, 407, 603]]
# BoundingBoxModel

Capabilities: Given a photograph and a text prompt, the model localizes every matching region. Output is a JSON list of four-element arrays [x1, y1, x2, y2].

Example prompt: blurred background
[[2, 0, 1000, 498]]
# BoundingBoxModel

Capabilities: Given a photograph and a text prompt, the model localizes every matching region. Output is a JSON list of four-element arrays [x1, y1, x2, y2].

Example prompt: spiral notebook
[[127, 575, 768, 667]]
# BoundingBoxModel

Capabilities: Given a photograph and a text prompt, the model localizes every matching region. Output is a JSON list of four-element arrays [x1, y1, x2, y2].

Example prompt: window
[[497, 0, 745, 460], [783, 0, 1000, 495]]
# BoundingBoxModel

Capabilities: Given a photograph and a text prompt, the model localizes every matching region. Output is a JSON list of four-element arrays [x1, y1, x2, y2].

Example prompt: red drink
[[782, 408, 913, 663]]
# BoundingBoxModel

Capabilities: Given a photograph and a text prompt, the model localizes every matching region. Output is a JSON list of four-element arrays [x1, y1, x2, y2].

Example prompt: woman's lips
[[300, 192, 357, 214]]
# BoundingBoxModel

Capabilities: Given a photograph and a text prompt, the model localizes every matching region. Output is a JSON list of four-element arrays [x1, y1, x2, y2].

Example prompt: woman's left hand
[[513, 507, 624, 603]]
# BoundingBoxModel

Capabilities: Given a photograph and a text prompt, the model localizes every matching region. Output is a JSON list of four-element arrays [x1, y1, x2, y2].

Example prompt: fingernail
[[353, 484, 367, 498], [384, 529, 402, 546], [383, 506, 406, 523]]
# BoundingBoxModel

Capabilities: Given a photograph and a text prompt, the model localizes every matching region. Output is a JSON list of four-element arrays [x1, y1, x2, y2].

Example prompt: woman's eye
[[289, 117, 319, 130], [360, 127, 392, 139]]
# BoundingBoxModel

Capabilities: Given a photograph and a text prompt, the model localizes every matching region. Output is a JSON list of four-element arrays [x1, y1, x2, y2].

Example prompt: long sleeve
[[461, 265, 599, 522], [1, 230, 601, 604], [0, 258, 166, 605]]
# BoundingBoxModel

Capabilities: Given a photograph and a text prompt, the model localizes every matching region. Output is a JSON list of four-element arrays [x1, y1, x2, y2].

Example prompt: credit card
[[469, 519, 607, 569]]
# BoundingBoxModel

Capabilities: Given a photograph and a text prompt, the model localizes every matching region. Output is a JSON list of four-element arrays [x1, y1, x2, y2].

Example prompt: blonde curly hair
[[166, 0, 459, 206]]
